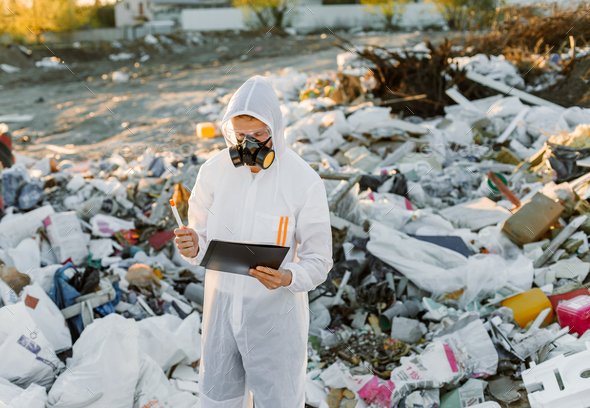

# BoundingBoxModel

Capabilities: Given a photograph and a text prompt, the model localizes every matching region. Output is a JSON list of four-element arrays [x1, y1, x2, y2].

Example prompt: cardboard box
[[502, 192, 563, 246]]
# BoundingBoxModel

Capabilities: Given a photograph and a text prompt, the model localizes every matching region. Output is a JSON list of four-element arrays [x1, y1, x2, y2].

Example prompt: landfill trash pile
[[459, 2, 590, 108], [0, 27, 339, 81], [2, 13, 590, 408]]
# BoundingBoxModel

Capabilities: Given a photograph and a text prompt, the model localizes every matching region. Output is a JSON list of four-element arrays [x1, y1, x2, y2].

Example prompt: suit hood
[[221, 75, 286, 158]]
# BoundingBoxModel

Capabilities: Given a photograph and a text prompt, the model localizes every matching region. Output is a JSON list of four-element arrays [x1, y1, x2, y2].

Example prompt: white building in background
[[114, 0, 229, 27]]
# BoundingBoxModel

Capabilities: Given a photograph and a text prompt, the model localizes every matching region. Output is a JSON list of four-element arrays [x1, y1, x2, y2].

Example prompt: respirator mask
[[225, 124, 275, 170]]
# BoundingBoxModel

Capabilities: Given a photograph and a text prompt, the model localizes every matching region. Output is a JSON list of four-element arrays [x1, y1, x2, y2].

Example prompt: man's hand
[[174, 226, 199, 258], [249, 266, 292, 290]]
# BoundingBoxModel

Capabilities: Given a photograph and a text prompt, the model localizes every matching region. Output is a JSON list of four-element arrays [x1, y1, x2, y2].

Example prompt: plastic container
[[556, 295, 590, 336], [477, 172, 507, 199], [502, 288, 553, 328], [196, 122, 216, 138]]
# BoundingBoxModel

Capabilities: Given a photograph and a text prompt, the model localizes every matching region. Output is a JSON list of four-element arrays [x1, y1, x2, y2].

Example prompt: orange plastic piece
[[502, 288, 554, 328], [196, 122, 216, 138]]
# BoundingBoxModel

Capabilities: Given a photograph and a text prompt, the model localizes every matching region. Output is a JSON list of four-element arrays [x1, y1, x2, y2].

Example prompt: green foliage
[[233, 0, 298, 28], [428, 0, 499, 30], [79, 4, 117, 28], [94, 4, 115, 28], [361, 0, 409, 31], [0, 0, 115, 43]]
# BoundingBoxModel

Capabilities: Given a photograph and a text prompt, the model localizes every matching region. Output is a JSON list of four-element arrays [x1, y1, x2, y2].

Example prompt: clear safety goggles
[[224, 125, 272, 145]]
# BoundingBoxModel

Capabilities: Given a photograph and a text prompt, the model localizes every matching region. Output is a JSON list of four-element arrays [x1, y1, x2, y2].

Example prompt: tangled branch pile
[[346, 39, 458, 117], [464, 3, 590, 55]]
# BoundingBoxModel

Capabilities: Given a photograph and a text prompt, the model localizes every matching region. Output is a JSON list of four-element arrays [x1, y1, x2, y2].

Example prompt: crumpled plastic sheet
[[367, 223, 534, 307]]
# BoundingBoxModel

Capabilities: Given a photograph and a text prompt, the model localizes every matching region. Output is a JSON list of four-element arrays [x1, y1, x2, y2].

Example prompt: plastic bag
[[2, 166, 25, 207], [309, 300, 331, 337], [360, 200, 412, 231], [48, 263, 83, 341], [367, 223, 511, 306], [133, 355, 199, 408], [20, 282, 72, 353], [89, 214, 135, 238], [68, 266, 100, 296], [389, 341, 466, 406], [47, 315, 143, 408], [3, 238, 40, 274], [366, 223, 467, 296], [0, 204, 54, 249], [329, 182, 367, 226], [137, 313, 201, 372], [476, 225, 521, 259], [0, 303, 62, 389], [17, 183, 43, 211], [347, 106, 391, 134], [435, 314, 498, 377], [547, 143, 590, 183], [305, 369, 329, 407], [43, 212, 89, 265], [319, 361, 373, 404], [0, 377, 46, 408], [28, 265, 60, 293]]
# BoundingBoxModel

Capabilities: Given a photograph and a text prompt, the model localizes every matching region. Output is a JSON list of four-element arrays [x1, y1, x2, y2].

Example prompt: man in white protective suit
[[173, 75, 333, 407]]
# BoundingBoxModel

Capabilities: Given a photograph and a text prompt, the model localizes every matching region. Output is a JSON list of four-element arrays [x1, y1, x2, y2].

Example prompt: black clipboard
[[199, 239, 290, 277]]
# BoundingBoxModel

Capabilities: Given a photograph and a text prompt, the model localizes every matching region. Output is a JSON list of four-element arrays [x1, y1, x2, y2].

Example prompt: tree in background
[[94, 3, 115, 27], [428, 0, 498, 30], [77, 2, 116, 28], [233, 0, 298, 29], [0, 0, 114, 44], [361, 0, 409, 31], [3, 0, 74, 43]]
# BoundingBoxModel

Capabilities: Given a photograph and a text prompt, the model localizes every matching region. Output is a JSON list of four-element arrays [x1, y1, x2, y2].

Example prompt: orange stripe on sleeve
[[277, 217, 284, 245], [281, 216, 289, 246]]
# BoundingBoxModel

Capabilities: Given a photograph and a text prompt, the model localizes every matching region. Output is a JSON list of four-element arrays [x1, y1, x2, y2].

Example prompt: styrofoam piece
[[446, 87, 482, 113], [471, 403, 501, 408], [523, 341, 590, 408]]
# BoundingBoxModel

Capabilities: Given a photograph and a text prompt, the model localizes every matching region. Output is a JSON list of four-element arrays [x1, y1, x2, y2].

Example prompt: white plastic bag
[[89, 214, 135, 238], [360, 200, 413, 231], [305, 369, 328, 407], [366, 223, 467, 295], [308, 300, 331, 337], [0, 377, 46, 408], [20, 283, 72, 353], [47, 314, 142, 407], [0, 303, 62, 389], [3, 238, 40, 273], [476, 225, 521, 259], [389, 341, 466, 406], [0, 204, 54, 249], [133, 355, 199, 408], [347, 106, 391, 134], [44, 212, 88, 265], [137, 313, 202, 371], [88, 239, 115, 260], [28, 265, 60, 293], [435, 314, 498, 376]]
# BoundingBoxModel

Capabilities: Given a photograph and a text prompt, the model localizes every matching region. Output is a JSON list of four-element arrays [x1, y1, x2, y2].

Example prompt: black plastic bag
[[359, 173, 390, 192], [389, 172, 408, 196], [548, 143, 590, 183], [69, 266, 101, 296]]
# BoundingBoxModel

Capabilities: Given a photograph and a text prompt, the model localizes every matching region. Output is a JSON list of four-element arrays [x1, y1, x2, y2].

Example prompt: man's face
[[230, 116, 273, 148]]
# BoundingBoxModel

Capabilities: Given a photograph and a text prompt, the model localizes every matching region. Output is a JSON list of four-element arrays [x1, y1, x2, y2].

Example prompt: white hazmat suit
[[182, 75, 333, 407]]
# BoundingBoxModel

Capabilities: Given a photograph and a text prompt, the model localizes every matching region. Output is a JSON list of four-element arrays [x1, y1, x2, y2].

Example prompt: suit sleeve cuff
[[283, 262, 313, 293]]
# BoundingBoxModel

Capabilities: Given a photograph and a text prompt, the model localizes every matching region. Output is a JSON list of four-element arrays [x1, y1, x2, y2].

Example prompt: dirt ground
[[536, 57, 590, 108], [0, 30, 447, 162]]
